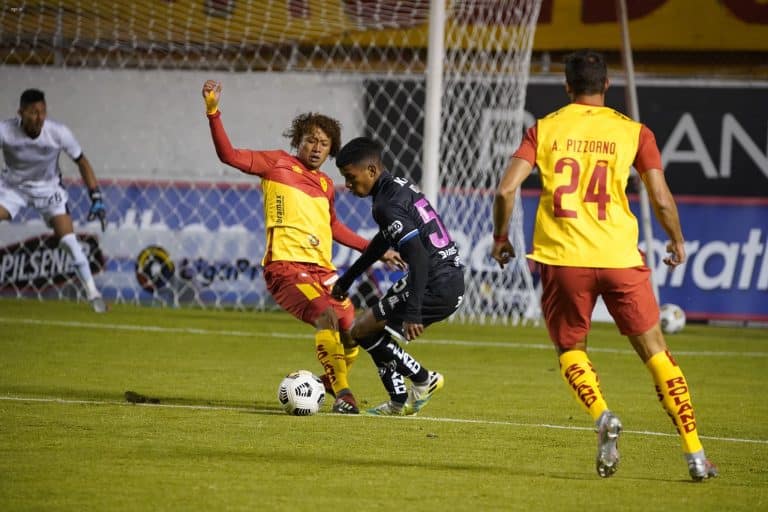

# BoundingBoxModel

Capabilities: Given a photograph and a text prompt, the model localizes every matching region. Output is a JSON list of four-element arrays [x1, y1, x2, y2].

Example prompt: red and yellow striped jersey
[[208, 113, 368, 268], [514, 103, 663, 268]]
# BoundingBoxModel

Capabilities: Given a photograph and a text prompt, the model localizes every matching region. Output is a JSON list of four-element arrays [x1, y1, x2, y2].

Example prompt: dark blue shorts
[[372, 269, 465, 331]]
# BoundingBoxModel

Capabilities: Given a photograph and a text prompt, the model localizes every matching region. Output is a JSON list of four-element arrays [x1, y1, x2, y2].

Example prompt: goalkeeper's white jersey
[[0, 117, 82, 187]]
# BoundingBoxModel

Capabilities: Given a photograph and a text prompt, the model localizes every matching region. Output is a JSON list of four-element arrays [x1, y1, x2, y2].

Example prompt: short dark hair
[[564, 50, 607, 95], [283, 112, 342, 157], [335, 137, 383, 169], [20, 88, 45, 108]]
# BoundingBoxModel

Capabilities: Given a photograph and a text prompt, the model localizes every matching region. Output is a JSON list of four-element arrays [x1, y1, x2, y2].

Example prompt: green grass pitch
[[1, 298, 767, 511]]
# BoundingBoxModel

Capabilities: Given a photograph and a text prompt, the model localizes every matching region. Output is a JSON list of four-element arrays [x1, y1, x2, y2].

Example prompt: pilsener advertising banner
[[1, 181, 766, 322]]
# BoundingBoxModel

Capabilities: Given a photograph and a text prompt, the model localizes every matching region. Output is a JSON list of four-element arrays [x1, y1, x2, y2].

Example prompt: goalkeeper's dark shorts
[[372, 268, 465, 332]]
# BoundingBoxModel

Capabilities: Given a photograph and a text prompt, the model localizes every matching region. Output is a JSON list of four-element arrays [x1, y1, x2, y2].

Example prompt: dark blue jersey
[[371, 172, 462, 277]]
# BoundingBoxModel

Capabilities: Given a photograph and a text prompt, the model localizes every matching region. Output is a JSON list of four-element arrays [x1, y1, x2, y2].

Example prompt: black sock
[[359, 333, 428, 401]]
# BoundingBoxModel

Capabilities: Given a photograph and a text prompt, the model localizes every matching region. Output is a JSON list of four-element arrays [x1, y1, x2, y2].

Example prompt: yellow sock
[[646, 350, 703, 454], [315, 330, 350, 394], [559, 350, 608, 422], [344, 345, 360, 372]]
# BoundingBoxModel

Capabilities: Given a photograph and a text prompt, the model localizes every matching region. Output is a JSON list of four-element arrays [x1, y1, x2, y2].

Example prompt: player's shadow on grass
[[164, 447, 512, 474], [547, 471, 727, 484], [1, 384, 125, 403], [123, 391, 288, 413], [0, 384, 287, 413]]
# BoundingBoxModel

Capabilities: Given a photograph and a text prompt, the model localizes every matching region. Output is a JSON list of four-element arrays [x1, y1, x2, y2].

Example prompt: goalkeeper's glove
[[88, 188, 106, 232]]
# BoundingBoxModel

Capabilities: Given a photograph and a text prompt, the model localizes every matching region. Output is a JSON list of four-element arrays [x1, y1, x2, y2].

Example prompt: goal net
[[0, 0, 542, 324]]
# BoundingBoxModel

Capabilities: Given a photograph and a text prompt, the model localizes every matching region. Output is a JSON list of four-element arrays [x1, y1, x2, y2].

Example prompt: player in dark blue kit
[[332, 137, 465, 415]]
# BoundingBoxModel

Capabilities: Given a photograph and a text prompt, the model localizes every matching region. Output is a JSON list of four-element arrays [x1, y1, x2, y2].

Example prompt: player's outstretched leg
[[315, 329, 358, 414], [595, 409, 623, 478]]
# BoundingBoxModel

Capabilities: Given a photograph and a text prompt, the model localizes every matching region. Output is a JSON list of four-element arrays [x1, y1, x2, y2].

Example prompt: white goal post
[[0, 0, 542, 324]]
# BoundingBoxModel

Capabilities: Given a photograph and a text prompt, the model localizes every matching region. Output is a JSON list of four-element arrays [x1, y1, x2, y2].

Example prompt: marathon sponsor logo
[[0, 234, 104, 289]]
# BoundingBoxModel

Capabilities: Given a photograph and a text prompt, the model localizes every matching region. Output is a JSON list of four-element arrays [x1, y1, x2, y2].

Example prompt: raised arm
[[203, 80, 279, 174], [203, 80, 252, 172], [207, 113, 255, 172]]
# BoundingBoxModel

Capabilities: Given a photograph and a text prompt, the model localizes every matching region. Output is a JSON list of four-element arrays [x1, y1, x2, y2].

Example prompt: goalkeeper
[[331, 137, 465, 416], [491, 50, 717, 481], [0, 88, 106, 313], [202, 81, 403, 414]]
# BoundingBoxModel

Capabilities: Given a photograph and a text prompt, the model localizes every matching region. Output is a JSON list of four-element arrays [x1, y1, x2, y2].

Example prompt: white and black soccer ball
[[277, 370, 326, 416], [660, 303, 686, 334]]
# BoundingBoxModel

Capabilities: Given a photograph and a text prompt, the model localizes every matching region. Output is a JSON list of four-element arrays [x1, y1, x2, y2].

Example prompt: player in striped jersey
[[0, 89, 106, 313], [491, 50, 717, 481], [202, 80, 403, 414]]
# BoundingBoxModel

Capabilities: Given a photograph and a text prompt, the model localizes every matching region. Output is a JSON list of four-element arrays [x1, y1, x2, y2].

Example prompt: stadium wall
[[0, 68, 362, 183]]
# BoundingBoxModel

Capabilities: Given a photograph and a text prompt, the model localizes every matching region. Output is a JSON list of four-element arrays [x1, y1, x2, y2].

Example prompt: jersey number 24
[[553, 157, 611, 220]]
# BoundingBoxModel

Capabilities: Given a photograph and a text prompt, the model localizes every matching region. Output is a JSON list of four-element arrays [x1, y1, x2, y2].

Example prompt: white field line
[[1, 316, 767, 358], [0, 395, 765, 446]]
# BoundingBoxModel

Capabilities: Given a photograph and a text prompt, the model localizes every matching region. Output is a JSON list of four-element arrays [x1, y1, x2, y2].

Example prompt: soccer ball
[[277, 370, 326, 416], [660, 303, 686, 334]]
